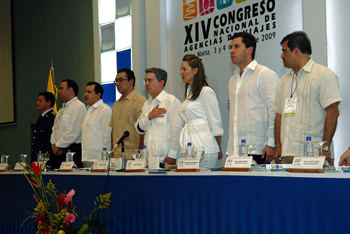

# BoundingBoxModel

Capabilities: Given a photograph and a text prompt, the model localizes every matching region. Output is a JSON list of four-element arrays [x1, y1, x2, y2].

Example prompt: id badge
[[283, 98, 297, 116]]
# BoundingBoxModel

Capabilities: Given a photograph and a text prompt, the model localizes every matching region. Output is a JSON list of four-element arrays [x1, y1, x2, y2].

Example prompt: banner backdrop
[[167, 0, 303, 164]]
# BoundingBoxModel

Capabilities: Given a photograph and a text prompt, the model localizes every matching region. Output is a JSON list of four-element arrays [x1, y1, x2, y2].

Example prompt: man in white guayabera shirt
[[81, 82, 112, 162], [226, 32, 279, 164], [273, 31, 342, 165], [49, 79, 86, 168], [135, 67, 182, 167]]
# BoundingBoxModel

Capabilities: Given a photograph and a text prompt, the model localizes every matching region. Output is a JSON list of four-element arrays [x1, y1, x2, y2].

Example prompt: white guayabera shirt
[[51, 97, 87, 148], [81, 100, 112, 161], [273, 59, 342, 158], [135, 90, 183, 162], [226, 60, 279, 156]]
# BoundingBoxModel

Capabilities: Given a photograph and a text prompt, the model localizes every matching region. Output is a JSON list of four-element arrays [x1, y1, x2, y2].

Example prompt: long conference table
[[2, 168, 350, 234]]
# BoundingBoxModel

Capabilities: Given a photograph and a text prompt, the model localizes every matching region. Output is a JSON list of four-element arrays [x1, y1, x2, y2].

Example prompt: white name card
[[225, 157, 252, 168], [177, 158, 199, 169], [292, 156, 325, 169], [60, 162, 74, 170], [0, 163, 8, 170], [126, 160, 145, 170], [149, 157, 160, 169], [93, 161, 109, 170], [14, 162, 24, 170]]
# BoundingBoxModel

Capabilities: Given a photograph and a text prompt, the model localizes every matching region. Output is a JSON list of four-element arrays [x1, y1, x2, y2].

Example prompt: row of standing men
[[31, 31, 350, 169]]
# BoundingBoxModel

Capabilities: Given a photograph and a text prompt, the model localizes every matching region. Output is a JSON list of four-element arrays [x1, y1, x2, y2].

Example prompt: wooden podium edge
[[222, 167, 252, 172], [0, 170, 7, 172], [57, 169, 74, 172], [12, 169, 24, 172], [91, 169, 109, 173], [175, 168, 200, 172], [289, 168, 324, 173], [124, 169, 146, 173]]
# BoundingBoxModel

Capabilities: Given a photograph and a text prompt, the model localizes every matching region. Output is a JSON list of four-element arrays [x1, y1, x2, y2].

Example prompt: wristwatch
[[322, 146, 330, 151]]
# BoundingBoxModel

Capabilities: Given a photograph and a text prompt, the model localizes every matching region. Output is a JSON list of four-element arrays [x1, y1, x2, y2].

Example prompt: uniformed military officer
[[31, 92, 56, 163]]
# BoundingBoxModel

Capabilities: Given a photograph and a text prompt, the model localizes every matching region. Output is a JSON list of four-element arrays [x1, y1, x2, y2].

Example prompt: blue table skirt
[[1, 172, 350, 234]]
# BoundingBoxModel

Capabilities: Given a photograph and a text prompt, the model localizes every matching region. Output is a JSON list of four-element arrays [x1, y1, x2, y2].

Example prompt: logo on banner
[[183, 0, 247, 21], [217, 0, 233, 10], [183, 0, 197, 21], [182, 0, 277, 54], [199, 0, 215, 16]]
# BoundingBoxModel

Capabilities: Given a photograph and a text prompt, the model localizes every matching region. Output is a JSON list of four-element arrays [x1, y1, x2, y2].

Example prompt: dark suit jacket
[[31, 110, 55, 162]]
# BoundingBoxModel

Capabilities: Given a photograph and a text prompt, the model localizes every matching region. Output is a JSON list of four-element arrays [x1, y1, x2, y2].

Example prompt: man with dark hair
[[116, 68, 136, 87], [81, 82, 111, 162], [31, 92, 56, 162], [49, 79, 86, 168], [273, 31, 342, 165], [63, 79, 79, 96], [109, 68, 147, 163], [226, 32, 278, 164], [135, 67, 182, 166], [86, 81, 104, 98]]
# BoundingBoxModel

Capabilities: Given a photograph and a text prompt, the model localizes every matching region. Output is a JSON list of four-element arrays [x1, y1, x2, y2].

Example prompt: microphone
[[110, 131, 130, 154], [115, 131, 130, 146]]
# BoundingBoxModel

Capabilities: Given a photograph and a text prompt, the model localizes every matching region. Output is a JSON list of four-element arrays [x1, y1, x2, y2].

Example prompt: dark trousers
[[252, 154, 266, 164], [47, 143, 83, 169]]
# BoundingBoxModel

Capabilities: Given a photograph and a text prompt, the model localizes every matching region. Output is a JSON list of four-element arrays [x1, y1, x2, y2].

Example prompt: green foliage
[[20, 160, 112, 233]]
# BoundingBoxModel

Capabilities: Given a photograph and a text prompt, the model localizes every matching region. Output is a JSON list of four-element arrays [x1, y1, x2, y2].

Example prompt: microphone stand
[[117, 142, 125, 172], [109, 140, 126, 172]]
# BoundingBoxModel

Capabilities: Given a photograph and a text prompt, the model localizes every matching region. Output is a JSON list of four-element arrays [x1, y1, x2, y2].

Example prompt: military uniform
[[31, 109, 56, 162]]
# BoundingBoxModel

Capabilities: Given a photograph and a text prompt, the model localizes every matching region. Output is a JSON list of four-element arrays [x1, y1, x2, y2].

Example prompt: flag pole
[[47, 58, 58, 113]]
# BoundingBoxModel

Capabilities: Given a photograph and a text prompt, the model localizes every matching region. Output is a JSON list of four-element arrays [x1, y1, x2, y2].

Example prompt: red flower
[[30, 180, 39, 188], [30, 161, 42, 180], [33, 194, 39, 203], [57, 193, 65, 211], [35, 212, 46, 226], [29, 162, 42, 188], [43, 226, 51, 234]]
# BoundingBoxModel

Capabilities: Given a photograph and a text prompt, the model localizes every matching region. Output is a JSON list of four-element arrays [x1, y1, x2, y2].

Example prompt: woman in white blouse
[[179, 54, 224, 169]]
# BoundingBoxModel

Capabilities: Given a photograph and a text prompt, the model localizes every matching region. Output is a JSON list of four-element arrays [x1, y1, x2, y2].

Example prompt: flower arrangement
[[21, 160, 111, 234]]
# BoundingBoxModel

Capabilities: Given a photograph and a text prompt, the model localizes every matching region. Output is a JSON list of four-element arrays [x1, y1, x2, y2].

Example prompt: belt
[[180, 119, 210, 152]]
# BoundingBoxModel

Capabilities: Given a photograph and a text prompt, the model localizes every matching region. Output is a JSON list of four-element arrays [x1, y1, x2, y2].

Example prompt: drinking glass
[[19, 154, 27, 163], [248, 144, 257, 166], [194, 146, 204, 160], [314, 141, 329, 168], [132, 149, 142, 160], [248, 144, 255, 157], [45, 153, 50, 163]]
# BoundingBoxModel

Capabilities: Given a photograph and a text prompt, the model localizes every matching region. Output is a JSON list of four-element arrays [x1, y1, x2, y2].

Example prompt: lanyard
[[58, 99, 77, 119], [290, 73, 297, 98]]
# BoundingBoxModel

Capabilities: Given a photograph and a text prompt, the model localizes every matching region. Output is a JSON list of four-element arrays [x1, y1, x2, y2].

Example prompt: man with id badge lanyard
[[273, 31, 342, 165], [48, 79, 86, 168]]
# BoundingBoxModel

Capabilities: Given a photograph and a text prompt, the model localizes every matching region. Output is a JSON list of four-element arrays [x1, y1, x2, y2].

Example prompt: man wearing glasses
[[109, 68, 147, 163], [135, 67, 182, 166]]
